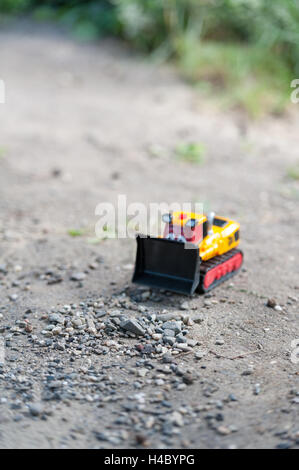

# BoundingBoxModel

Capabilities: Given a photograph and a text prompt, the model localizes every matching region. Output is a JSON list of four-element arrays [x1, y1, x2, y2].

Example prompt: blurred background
[[0, 0, 299, 263], [1, 0, 299, 117]]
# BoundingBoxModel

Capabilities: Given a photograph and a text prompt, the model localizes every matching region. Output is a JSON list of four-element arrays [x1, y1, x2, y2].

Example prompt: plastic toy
[[133, 211, 243, 295]]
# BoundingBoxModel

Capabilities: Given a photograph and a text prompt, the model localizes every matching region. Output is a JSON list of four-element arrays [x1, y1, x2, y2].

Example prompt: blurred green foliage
[[0, 0, 31, 13], [1, 0, 299, 116], [287, 164, 299, 181], [175, 142, 206, 164]]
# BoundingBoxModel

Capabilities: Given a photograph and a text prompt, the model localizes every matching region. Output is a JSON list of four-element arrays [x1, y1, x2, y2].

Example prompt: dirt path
[[0, 21, 298, 449]]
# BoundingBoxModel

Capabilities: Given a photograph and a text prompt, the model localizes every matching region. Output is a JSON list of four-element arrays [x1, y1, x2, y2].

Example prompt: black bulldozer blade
[[132, 235, 201, 295]]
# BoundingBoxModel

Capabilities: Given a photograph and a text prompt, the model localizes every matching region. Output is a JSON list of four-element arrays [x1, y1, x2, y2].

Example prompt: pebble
[[9, 294, 18, 302], [254, 383, 261, 395], [157, 313, 181, 322], [267, 298, 277, 308], [163, 329, 175, 337], [138, 368, 149, 378], [176, 334, 187, 343], [217, 425, 231, 435], [182, 373, 194, 385], [49, 314, 64, 324], [162, 354, 174, 364], [162, 321, 181, 334], [180, 301, 190, 311], [170, 411, 184, 427], [70, 272, 86, 281], [120, 319, 145, 336], [28, 404, 44, 417], [192, 314, 204, 324], [175, 344, 191, 352], [215, 338, 225, 345], [195, 351, 207, 360]]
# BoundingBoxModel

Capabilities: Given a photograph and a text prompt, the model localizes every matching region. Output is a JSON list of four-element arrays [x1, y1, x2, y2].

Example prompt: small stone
[[164, 336, 176, 346], [70, 272, 86, 281], [169, 411, 184, 427], [182, 373, 194, 385], [162, 321, 181, 334], [215, 338, 225, 345], [254, 383, 261, 395], [176, 334, 187, 343], [274, 305, 283, 312], [162, 354, 173, 364], [229, 425, 239, 433], [217, 425, 231, 435], [52, 326, 62, 336], [157, 312, 181, 322], [163, 329, 175, 337], [9, 294, 18, 302], [175, 343, 191, 352], [48, 314, 64, 324], [25, 323, 33, 333], [267, 298, 277, 308], [120, 319, 145, 336], [28, 404, 44, 417], [143, 344, 154, 354], [138, 368, 149, 378], [180, 302, 190, 311], [88, 262, 98, 271], [140, 290, 150, 301], [228, 394, 238, 402], [192, 314, 204, 324], [86, 317, 97, 335], [152, 333, 162, 341], [177, 383, 187, 391], [155, 379, 165, 386], [145, 416, 155, 429], [195, 351, 207, 360], [72, 318, 82, 328]]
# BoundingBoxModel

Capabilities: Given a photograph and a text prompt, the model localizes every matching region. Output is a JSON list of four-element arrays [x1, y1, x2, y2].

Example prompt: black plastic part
[[132, 236, 201, 295], [213, 217, 229, 227]]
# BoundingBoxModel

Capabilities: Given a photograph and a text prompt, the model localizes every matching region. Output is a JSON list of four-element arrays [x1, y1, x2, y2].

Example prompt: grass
[[68, 224, 116, 241], [287, 165, 299, 181], [67, 228, 86, 237], [1, 0, 298, 117], [0, 147, 7, 159], [176, 40, 292, 118], [175, 142, 206, 164]]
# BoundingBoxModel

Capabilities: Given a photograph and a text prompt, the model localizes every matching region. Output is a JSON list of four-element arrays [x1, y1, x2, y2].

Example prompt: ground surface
[[0, 21, 298, 450]]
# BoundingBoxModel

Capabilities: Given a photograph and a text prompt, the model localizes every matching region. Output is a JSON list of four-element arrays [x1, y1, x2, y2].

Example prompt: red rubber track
[[199, 249, 243, 293]]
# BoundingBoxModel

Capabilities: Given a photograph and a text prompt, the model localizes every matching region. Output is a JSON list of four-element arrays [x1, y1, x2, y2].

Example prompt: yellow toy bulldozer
[[133, 211, 243, 295]]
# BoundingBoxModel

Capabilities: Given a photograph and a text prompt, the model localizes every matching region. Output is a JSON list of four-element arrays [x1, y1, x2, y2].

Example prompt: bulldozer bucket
[[132, 236, 201, 295]]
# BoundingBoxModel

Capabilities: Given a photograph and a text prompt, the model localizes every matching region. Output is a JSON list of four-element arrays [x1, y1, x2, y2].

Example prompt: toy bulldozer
[[133, 211, 243, 295]]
